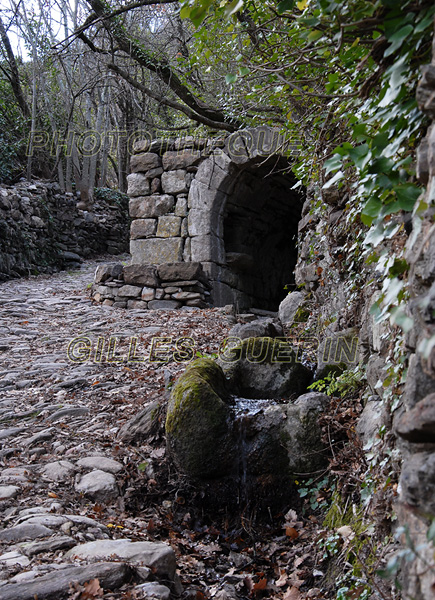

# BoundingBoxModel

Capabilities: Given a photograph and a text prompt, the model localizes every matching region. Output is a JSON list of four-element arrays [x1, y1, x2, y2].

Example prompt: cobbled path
[[0, 259, 232, 599]]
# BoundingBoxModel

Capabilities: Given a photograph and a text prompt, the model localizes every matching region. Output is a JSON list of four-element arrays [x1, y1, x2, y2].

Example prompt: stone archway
[[94, 127, 304, 311], [187, 129, 303, 310]]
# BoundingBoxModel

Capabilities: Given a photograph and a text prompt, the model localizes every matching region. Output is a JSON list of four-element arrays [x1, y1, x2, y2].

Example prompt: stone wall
[[278, 33, 435, 600], [93, 261, 210, 310], [0, 181, 129, 281], [392, 33, 435, 600]]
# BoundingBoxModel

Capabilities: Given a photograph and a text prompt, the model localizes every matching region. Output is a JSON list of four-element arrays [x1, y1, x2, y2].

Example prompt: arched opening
[[222, 156, 303, 311]]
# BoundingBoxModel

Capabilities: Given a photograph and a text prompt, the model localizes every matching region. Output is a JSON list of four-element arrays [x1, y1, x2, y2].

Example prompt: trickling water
[[233, 397, 276, 417], [233, 397, 277, 505]]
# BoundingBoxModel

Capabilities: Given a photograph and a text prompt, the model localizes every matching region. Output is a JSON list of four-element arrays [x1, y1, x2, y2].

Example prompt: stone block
[[157, 262, 206, 283], [161, 170, 188, 194], [157, 216, 181, 237], [123, 264, 158, 287], [94, 263, 123, 284], [162, 150, 201, 170], [129, 195, 174, 219], [130, 219, 157, 239], [145, 167, 163, 179], [175, 197, 188, 217], [117, 285, 142, 297], [127, 300, 148, 309], [191, 234, 224, 263], [172, 291, 202, 301], [148, 300, 181, 310], [195, 154, 233, 192], [141, 286, 155, 301], [130, 238, 184, 265], [183, 237, 191, 261], [127, 173, 150, 197], [130, 152, 162, 173], [181, 218, 188, 237], [278, 291, 306, 326], [151, 177, 161, 194]]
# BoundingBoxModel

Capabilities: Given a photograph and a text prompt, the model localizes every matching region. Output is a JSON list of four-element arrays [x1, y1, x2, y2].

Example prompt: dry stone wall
[[93, 261, 210, 310], [0, 181, 129, 281]]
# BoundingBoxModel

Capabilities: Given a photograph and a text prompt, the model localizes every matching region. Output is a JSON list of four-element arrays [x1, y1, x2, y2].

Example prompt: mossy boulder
[[218, 337, 312, 398], [166, 358, 233, 479]]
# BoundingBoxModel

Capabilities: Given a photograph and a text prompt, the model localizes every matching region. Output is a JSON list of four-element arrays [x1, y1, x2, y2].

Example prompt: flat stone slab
[[0, 485, 20, 499], [77, 456, 123, 474], [0, 523, 53, 543], [74, 469, 117, 501], [41, 461, 76, 482], [66, 539, 176, 580], [48, 407, 90, 421], [0, 550, 30, 568], [20, 536, 76, 557], [0, 561, 130, 600], [135, 582, 171, 599], [0, 427, 25, 441]]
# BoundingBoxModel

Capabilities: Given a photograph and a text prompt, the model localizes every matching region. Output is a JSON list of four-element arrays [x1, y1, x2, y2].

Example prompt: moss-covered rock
[[218, 337, 313, 398], [166, 358, 233, 479]]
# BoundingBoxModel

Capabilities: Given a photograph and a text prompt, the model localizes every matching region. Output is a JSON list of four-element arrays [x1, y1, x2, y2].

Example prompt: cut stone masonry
[[92, 126, 303, 311]]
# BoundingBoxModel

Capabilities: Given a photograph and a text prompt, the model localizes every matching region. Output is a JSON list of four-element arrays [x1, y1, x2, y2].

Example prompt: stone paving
[[0, 258, 233, 599]]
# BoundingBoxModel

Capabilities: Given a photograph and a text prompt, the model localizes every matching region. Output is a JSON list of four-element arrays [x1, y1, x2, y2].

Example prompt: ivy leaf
[[324, 153, 342, 175], [394, 183, 422, 211], [180, 5, 191, 20], [390, 307, 414, 333], [361, 197, 383, 223], [323, 170, 344, 189], [426, 519, 435, 543], [384, 25, 414, 57], [348, 143, 370, 170], [190, 5, 210, 27], [368, 157, 395, 174], [389, 259, 408, 277], [277, 0, 295, 14], [365, 222, 386, 246], [224, 0, 244, 18]]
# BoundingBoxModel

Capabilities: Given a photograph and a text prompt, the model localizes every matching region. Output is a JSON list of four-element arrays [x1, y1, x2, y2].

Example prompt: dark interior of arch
[[223, 156, 304, 312]]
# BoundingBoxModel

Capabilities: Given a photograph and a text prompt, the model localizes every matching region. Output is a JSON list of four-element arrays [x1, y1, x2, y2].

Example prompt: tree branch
[[108, 63, 238, 132], [85, 0, 240, 130]]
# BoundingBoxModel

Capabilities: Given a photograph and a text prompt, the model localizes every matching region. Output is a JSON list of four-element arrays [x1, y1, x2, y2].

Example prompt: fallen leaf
[[48, 492, 58, 498], [253, 577, 268, 593], [337, 525, 354, 539], [284, 509, 298, 524], [283, 586, 302, 600], [276, 571, 288, 587], [286, 527, 299, 540]]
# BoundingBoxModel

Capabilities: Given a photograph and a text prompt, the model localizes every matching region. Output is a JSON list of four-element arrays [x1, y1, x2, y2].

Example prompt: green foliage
[[308, 367, 364, 397], [297, 475, 331, 511], [180, 0, 434, 341], [94, 187, 129, 207]]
